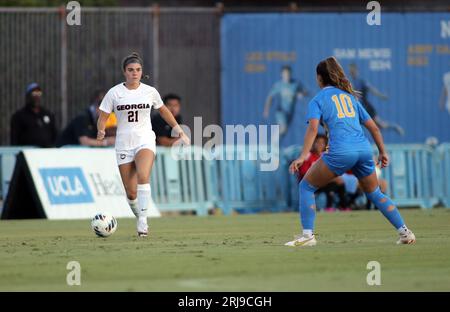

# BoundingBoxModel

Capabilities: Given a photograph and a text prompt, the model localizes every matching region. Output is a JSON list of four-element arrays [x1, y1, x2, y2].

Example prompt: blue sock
[[299, 179, 318, 232], [365, 187, 405, 229]]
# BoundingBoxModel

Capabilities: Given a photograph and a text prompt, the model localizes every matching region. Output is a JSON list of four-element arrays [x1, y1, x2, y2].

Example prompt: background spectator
[[10, 83, 57, 147], [56, 90, 115, 147], [295, 134, 349, 211], [152, 93, 183, 146]]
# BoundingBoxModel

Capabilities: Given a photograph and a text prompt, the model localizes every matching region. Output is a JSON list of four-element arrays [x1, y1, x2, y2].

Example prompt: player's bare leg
[[118, 162, 139, 217], [359, 172, 415, 244], [134, 149, 156, 237]]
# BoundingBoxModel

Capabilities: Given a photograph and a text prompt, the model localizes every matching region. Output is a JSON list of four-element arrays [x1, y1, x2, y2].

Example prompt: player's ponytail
[[316, 57, 358, 97]]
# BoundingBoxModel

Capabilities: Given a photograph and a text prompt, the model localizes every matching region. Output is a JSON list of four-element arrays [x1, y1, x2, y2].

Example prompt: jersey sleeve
[[305, 99, 321, 123], [99, 89, 114, 114], [356, 100, 371, 123], [152, 89, 164, 110]]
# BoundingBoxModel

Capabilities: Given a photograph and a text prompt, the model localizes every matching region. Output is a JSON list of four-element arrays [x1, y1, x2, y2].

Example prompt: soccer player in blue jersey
[[263, 66, 308, 138], [285, 57, 415, 247]]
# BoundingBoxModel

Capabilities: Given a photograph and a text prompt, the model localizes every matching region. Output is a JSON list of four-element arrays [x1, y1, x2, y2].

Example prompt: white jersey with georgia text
[[99, 82, 164, 150]]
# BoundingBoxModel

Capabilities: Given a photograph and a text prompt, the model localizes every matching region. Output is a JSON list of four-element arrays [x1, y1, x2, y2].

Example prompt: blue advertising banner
[[221, 13, 450, 146]]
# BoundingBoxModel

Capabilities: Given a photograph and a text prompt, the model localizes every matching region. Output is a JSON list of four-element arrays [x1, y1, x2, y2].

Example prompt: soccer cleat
[[396, 230, 416, 245], [284, 234, 317, 247], [137, 218, 148, 237]]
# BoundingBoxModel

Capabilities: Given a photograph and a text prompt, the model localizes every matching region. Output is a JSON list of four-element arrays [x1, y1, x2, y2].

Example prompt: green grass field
[[1, 209, 450, 291]]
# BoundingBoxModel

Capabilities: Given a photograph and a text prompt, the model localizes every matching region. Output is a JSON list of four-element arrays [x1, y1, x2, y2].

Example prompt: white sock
[[303, 229, 313, 237], [397, 225, 409, 235], [137, 184, 151, 221], [127, 198, 139, 217]]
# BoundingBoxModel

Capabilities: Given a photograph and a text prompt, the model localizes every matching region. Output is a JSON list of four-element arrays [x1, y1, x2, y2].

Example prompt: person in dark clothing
[[296, 134, 350, 211], [349, 63, 404, 136], [151, 93, 183, 146], [56, 90, 115, 147], [10, 83, 58, 147]]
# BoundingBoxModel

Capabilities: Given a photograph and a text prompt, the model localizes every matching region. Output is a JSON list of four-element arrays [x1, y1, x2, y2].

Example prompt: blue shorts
[[321, 150, 375, 179]]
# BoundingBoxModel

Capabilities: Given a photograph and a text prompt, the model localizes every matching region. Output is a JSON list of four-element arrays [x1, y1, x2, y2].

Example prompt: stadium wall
[[221, 13, 450, 146], [0, 7, 221, 146]]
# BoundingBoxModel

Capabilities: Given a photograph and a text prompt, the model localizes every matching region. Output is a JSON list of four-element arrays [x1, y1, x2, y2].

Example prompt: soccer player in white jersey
[[97, 52, 190, 237]]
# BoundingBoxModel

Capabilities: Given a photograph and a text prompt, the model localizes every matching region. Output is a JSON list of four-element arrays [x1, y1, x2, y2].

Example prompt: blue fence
[[210, 145, 289, 215], [150, 146, 216, 216], [1, 144, 449, 215], [438, 143, 450, 207]]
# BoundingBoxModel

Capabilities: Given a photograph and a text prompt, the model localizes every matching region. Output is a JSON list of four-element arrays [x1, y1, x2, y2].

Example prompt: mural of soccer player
[[349, 63, 404, 136], [440, 71, 450, 115], [263, 65, 308, 138]]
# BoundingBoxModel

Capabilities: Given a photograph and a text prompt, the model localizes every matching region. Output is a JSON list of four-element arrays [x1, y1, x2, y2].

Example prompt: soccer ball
[[91, 213, 118, 237]]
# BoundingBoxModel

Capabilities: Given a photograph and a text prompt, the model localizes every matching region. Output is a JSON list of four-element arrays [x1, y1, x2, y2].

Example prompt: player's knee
[[126, 191, 137, 200], [124, 185, 137, 199], [365, 187, 383, 202], [137, 173, 150, 185], [299, 179, 317, 193]]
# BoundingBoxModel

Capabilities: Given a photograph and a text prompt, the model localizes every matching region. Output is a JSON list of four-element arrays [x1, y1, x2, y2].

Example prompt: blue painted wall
[[221, 13, 450, 146]]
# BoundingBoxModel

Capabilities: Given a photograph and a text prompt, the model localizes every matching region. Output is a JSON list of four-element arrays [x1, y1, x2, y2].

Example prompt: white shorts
[[116, 143, 156, 166]]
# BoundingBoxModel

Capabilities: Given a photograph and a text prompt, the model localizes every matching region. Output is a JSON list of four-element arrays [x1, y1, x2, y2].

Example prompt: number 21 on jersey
[[128, 111, 139, 122], [331, 94, 355, 118]]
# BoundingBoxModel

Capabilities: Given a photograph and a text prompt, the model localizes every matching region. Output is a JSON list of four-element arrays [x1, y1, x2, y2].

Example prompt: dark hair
[[316, 56, 357, 96], [315, 133, 328, 145], [281, 65, 292, 73], [122, 52, 143, 71], [91, 89, 105, 104], [163, 93, 181, 105]]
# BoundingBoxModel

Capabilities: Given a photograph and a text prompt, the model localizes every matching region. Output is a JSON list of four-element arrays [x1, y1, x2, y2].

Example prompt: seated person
[[296, 134, 349, 211], [56, 90, 115, 147], [152, 93, 183, 146]]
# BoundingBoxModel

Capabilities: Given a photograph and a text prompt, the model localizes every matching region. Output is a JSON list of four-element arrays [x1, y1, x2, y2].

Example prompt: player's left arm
[[366, 82, 388, 100], [289, 119, 319, 173], [157, 105, 190, 145]]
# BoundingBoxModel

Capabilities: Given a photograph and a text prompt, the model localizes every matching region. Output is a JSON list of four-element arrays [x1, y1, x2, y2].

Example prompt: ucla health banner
[[221, 13, 450, 146], [21, 148, 160, 220]]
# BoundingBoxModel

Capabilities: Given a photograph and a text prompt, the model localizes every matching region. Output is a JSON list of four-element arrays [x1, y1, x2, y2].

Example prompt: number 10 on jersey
[[128, 111, 139, 122], [331, 94, 355, 118]]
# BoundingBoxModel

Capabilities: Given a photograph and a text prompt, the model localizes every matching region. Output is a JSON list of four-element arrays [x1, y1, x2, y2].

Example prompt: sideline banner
[[2, 148, 160, 219]]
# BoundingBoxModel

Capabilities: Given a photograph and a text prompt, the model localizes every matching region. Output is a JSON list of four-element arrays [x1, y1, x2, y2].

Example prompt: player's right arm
[[263, 84, 278, 118], [96, 111, 110, 143], [97, 89, 114, 142], [263, 95, 273, 118]]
